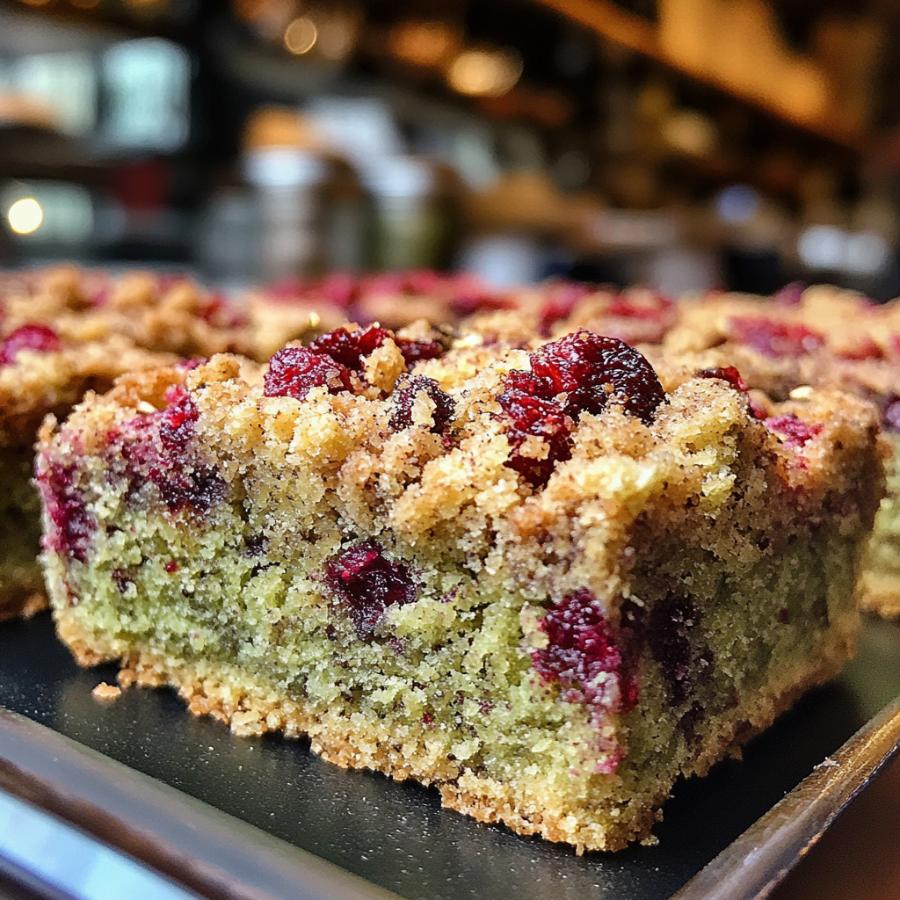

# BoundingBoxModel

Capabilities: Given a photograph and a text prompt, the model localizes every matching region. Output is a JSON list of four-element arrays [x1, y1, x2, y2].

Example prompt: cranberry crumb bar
[[245, 269, 513, 357], [0, 325, 171, 620], [0, 264, 281, 619], [2, 265, 296, 362], [665, 285, 900, 617], [37, 322, 884, 851]]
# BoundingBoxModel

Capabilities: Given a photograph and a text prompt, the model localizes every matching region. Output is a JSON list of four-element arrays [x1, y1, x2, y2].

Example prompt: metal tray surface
[[0, 614, 898, 899]]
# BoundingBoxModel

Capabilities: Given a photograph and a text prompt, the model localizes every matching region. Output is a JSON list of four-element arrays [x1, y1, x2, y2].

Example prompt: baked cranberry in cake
[[38, 461, 95, 563], [530, 331, 665, 422], [532, 589, 636, 715], [728, 316, 824, 358], [698, 365, 748, 393], [310, 325, 390, 371], [394, 336, 446, 365], [0, 324, 61, 364], [324, 541, 417, 639], [264, 346, 353, 400], [537, 283, 595, 335], [764, 414, 823, 449], [647, 594, 710, 706], [158, 385, 199, 452]]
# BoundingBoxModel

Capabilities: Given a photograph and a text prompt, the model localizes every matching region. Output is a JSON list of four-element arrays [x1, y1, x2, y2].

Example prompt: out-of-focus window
[[102, 38, 189, 150], [2, 51, 96, 134]]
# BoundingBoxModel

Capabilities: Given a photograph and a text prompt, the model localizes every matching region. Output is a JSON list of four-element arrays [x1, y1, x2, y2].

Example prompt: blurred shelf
[[0, 0, 193, 48], [535, 0, 866, 152], [0, 126, 109, 185]]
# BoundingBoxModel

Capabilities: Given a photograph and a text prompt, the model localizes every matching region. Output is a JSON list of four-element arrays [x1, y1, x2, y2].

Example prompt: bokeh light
[[7, 197, 44, 236]]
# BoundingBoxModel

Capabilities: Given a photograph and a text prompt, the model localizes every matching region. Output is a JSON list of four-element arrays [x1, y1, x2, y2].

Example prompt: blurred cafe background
[[0, 0, 899, 299]]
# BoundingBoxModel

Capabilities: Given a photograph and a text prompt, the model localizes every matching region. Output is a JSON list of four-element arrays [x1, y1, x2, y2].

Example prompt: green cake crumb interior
[[0, 447, 45, 619], [861, 435, 900, 617], [37, 326, 885, 851]]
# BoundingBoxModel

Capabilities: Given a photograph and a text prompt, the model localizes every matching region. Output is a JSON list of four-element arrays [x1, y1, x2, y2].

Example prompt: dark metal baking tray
[[0, 614, 898, 899]]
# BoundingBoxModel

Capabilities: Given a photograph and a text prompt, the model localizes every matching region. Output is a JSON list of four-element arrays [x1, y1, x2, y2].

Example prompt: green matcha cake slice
[[37, 325, 885, 851]]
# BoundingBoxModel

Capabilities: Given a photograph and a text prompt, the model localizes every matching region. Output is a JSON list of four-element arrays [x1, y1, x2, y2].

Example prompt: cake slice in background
[[663, 285, 900, 617], [0, 324, 172, 619], [243, 269, 513, 358], [37, 322, 885, 851], [0, 264, 289, 620], [245, 273, 680, 357]]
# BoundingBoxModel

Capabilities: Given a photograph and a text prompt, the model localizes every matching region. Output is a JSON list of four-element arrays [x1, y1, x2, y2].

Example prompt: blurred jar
[[198, 186, 262, 283], [359, 156, 459, 271], [239, 106, 364, 279]]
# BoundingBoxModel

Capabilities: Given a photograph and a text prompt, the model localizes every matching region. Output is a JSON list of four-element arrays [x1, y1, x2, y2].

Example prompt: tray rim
[[675, 695, 900, 900], [0, 695, 897, 900], [0, 708, 395, 900]]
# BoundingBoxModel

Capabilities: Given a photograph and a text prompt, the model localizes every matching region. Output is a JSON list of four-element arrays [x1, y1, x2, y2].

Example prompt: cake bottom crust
[[0, 589, 47, 623], [56, 612, 854, 853]]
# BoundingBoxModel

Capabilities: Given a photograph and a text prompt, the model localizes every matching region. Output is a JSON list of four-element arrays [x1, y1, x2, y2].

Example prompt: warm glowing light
[[7, 197, 44, 236], [233, 0, 269, 21], [315, 12, 358, 62], [389, 21, 460, 68], [19, 0, 53, 7], [662, 110, 716, 156], [447, 47, 522, 98], [284, 17, 318, 56]]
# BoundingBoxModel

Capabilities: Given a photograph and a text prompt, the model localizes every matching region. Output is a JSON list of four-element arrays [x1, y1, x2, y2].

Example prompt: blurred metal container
[[360, 155, 459, 271], [243, 146, 363, 279]]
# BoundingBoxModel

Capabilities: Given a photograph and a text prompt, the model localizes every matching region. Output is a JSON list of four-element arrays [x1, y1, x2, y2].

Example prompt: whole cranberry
[[263, 346, 352, 399], [498, 371, 573, 486], [309, 325, 390, 371], [530, 330, 665, 423]]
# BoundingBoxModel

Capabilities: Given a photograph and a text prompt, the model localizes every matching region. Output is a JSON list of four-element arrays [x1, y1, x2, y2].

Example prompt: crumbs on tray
[[92, 682, 122, 703]]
